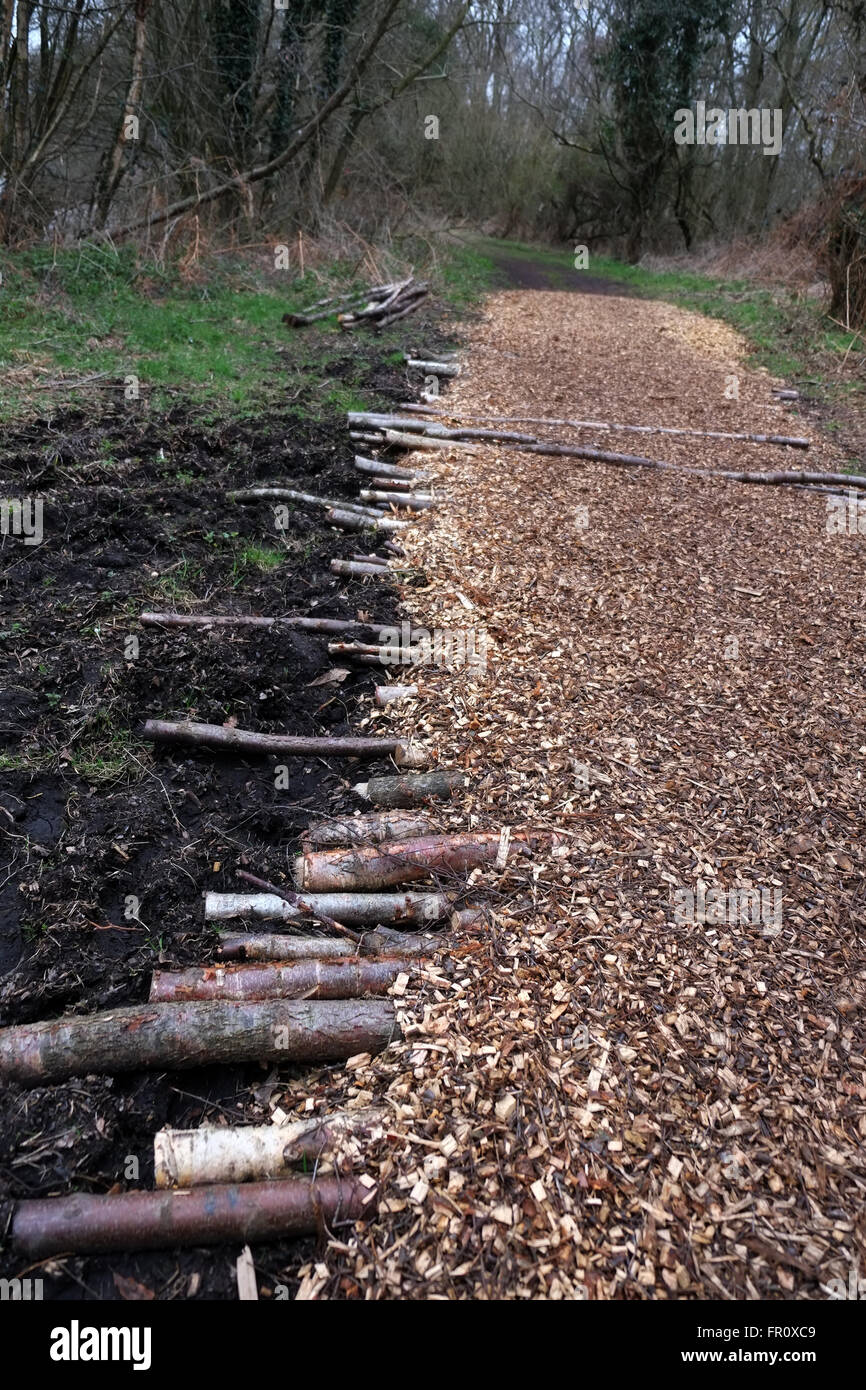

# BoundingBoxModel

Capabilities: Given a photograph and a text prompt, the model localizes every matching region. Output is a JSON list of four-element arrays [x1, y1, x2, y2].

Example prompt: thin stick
[[393, 406, 811, 450]]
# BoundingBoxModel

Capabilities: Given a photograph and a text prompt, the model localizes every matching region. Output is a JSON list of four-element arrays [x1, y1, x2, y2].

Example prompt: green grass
[[0, 243, 396, 422], [233, 542, 283, 575]]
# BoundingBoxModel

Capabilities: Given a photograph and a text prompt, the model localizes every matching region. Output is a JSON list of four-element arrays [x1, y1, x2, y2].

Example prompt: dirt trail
[[314, 285, 866, 1300]]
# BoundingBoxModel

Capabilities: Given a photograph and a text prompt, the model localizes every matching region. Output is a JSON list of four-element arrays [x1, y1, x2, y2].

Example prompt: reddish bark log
[[11, 1177, 374, 1255], [294, 830, 553, 892]]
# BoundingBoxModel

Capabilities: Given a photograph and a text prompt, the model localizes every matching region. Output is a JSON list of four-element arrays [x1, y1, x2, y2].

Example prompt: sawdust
[[280, 288, 866, 1301]]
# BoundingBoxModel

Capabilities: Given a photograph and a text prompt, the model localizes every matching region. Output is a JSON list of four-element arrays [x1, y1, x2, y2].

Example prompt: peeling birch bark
[[204, 888, 446, 923], [154, 1107, 390, 1187], [149, 957, 408, 1002], [294, 830, 554, 892]]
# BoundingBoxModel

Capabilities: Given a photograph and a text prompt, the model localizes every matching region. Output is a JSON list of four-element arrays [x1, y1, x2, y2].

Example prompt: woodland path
[[317, 275, 866, 1300]]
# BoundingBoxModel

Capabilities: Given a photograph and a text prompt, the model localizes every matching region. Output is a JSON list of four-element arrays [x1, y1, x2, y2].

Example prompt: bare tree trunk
[[92, 0, 152, 227]]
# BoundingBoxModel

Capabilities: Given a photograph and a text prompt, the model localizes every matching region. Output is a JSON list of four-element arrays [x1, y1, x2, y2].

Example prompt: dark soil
[[0, 317, 455, 1300]]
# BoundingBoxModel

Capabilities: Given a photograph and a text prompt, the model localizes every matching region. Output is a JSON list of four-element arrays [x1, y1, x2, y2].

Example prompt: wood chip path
[[285, 288, 866, 1301]]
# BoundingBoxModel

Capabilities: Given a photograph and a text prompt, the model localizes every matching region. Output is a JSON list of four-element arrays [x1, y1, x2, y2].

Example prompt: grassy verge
[[0, 241, 468, 425]]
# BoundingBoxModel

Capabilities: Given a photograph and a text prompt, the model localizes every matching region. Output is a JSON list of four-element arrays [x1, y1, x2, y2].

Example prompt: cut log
[[217, 933, 355, 960], [0, 998, 398, 1085], [204, 888, 447, 923], [375, 684, 419, 706], [359, 490, 434, 510], [149, 957, 409, 1003], [353, 455, 428, 482], [451, 906, 489, 929], [382, 430, 461, 451], [154, 1107, 390, 1188], [11, 1177, 374, 1256], [294, 830, 552, 892], [405, 359, 461, 376], [143, 719, 406, 759], [330, 559, 391, 579], [140, 612, 380, 635], [303, 811, 434, 847], [326, 508, 410, 532], [217, 928, 438, 961], [354, 770, 465, 807], [369, 477, 414, 491]]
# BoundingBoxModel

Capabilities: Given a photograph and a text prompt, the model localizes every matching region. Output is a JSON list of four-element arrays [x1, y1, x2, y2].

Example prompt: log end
[[393, 740, 429, 769]]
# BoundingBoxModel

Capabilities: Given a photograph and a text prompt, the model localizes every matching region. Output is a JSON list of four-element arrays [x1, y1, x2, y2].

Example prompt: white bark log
[[155, 1106, 389, 1188], [204, 889, 447, 924], [375, 685, 419, 706], [359, 490, 434, 510]]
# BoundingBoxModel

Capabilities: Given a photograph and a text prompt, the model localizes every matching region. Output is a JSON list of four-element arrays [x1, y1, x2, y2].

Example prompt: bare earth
[[302, 288, 866, 1300]]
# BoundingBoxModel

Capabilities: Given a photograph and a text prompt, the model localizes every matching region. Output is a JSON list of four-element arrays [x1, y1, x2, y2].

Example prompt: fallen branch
[[347, 412, 534, 444], [154, 1107, 389, 1187], [327, 507, 411, 532], [393, 406, 810, 449], [140, 612, 383, 635], [150, 957, 409, 1002], [11, 1177, 374, 1255], [294, 829, 554, 892], [354, 770, 465, 806], [143, 719, 412, 760], [351, 552, 389, 565], [205, 887, 447, 924], [229, 486, 383, 520], [0, 999, 397, 1084], [327, 639, 417, 663]]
